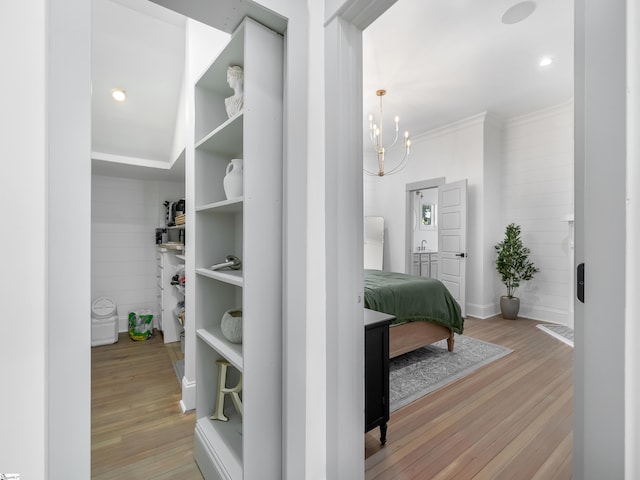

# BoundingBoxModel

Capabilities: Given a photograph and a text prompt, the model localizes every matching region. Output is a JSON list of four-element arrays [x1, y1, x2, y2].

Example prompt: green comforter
[[364, 269, 464, 333]]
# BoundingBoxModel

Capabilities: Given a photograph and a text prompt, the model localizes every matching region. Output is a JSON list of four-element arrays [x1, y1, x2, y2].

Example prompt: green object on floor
[[128, 311, 153, 341]]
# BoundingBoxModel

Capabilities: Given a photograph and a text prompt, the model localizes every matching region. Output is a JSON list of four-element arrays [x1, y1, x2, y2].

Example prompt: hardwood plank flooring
[[92, 332, 203, 479], [365, 316, 573, 480], [93, 317, 572, 479]]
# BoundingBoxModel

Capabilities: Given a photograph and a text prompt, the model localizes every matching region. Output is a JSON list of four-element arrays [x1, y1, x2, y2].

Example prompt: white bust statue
[[225, 65, 244, 118]]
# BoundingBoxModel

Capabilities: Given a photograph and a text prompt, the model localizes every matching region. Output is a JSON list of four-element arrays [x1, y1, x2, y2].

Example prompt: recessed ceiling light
[[539, 56, 553, 67], [111, 88, 126, 102], [501, 1, 537, 25]]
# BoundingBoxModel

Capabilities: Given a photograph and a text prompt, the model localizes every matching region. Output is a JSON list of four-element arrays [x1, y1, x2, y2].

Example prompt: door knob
[[455, 253, 466, 258]]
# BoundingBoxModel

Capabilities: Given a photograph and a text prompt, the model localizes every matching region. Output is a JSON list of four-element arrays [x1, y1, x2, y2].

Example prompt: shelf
[[193, 17, 283, 479], [158, 243, 184, 251], [196, 268, 244, 287], [195, 21, 245, 92], [197, 327, 243, 371], [157, 248, 184, 344], [195, 416, 243, 480], [196, 197, 244, 214], [196, 113, 243, 156]]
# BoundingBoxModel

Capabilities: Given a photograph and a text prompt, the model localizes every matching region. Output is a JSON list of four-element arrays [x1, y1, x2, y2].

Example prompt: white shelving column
[[156, 245, 185, 343], [190, 18, 283, 480]]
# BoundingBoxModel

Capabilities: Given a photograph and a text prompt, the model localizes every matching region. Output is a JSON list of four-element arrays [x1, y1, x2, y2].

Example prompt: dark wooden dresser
[[364, 308, 394, 445]]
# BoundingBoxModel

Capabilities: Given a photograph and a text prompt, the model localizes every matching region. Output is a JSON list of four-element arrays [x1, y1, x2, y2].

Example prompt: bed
[[363, 216, 464, 358], [364, 269, 464, 358]]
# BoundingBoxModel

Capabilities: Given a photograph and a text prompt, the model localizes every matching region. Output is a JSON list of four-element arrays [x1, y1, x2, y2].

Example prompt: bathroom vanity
[[411, 251, 438, 279]]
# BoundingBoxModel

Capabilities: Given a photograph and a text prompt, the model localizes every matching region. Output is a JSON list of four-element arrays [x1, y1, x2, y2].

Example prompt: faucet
[[420, 240, 427, 251]]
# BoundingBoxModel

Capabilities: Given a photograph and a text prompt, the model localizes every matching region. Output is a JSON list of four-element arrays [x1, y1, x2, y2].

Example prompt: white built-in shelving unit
[[157, 244, 185, 344], [191, 17, 283, 480]]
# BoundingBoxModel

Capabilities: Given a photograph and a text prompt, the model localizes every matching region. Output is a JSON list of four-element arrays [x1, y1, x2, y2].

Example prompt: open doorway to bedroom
[[362, 0, 574, 326], [360, 0, 575, 476]]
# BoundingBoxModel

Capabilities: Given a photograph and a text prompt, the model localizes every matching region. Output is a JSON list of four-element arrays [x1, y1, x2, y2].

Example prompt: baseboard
[[518, 305, 571, 325], [181, 376, 196, 412], [466, 302, 499, 319], [466, 302, 571, 324], [118, 314, 128, 333]]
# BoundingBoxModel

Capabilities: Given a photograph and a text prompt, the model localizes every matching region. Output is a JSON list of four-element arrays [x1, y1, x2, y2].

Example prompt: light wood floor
[[92, 316, 572, 479], [365, 316, 573, 479], [91, 332, 203, 479]]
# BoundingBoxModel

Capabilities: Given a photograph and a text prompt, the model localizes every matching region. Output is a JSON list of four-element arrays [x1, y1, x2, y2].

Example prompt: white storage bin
[[91, 297, 119, 347]]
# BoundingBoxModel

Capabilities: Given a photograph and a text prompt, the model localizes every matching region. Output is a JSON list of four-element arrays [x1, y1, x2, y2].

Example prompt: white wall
[[479, 115, 503, 316], [574, 0, 627, 475], [364, 113, 488, 317], [627, 0, 640, 474], [365, 103, 575, 324], [92, 174, 185, 330], [0, 3, 48, 477], [500, 102, 574, 323], [48, 2, 93, 476], [0, 0, 91, 478], [365, 114, 485, 269]]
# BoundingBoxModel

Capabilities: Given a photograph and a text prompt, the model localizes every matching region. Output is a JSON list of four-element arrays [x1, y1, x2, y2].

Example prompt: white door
[[437, 179, 467, 317]]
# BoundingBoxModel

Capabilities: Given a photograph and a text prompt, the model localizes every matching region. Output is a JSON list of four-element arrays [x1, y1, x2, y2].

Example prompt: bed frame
[[389, 321, 454, 359], [364, 217, 457, 358]]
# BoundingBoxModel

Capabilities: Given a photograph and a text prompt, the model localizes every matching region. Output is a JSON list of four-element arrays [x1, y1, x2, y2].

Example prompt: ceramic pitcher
[[223, 158, 243, 199]]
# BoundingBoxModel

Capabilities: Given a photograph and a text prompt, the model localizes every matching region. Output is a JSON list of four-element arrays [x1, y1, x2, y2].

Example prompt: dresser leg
[[380, 423, 387, 445]]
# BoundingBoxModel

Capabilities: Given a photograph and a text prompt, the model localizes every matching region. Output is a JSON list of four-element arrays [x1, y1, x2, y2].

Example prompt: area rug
[[389, 335, 512, 412], [173, 359, 184, 384], [537, 323, 574, 347]]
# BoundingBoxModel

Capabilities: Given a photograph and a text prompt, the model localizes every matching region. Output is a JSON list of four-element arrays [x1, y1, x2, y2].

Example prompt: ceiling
[[91, 0, 187, 180], [363, 0, 573, 137], [92, 0, 573, 180]]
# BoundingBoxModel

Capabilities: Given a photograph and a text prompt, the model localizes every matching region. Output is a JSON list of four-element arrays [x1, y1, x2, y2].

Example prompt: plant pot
[[500, 296, 520, 320], [221, 309, 243, 344]]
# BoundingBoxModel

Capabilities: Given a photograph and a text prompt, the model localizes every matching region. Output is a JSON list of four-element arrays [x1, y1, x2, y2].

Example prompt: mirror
[[421, 203, 435, 228], [415, 190, 436, 232]]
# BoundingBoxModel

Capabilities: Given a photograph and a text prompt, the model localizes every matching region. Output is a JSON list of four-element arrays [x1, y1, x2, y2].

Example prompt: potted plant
[[494, 223, 539, 319]]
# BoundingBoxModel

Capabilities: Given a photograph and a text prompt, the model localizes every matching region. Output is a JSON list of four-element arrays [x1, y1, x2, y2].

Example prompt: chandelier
[[364, 89, 411, 176]]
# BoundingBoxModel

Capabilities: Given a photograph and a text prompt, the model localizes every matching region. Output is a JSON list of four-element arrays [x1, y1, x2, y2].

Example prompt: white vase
[[223, 159, 243, 200], [221, 309, 242, 344]]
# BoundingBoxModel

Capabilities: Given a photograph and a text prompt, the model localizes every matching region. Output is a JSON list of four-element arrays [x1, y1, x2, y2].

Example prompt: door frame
[[405, 177, 445, 274], [335, 0, 636, 477]]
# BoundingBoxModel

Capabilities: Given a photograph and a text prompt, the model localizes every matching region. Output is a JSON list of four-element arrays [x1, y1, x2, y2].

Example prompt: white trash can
[[91, 297, 119, 347]]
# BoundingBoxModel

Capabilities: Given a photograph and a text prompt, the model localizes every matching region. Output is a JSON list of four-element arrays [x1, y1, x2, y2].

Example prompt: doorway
[[404, 178, 444, 274]]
